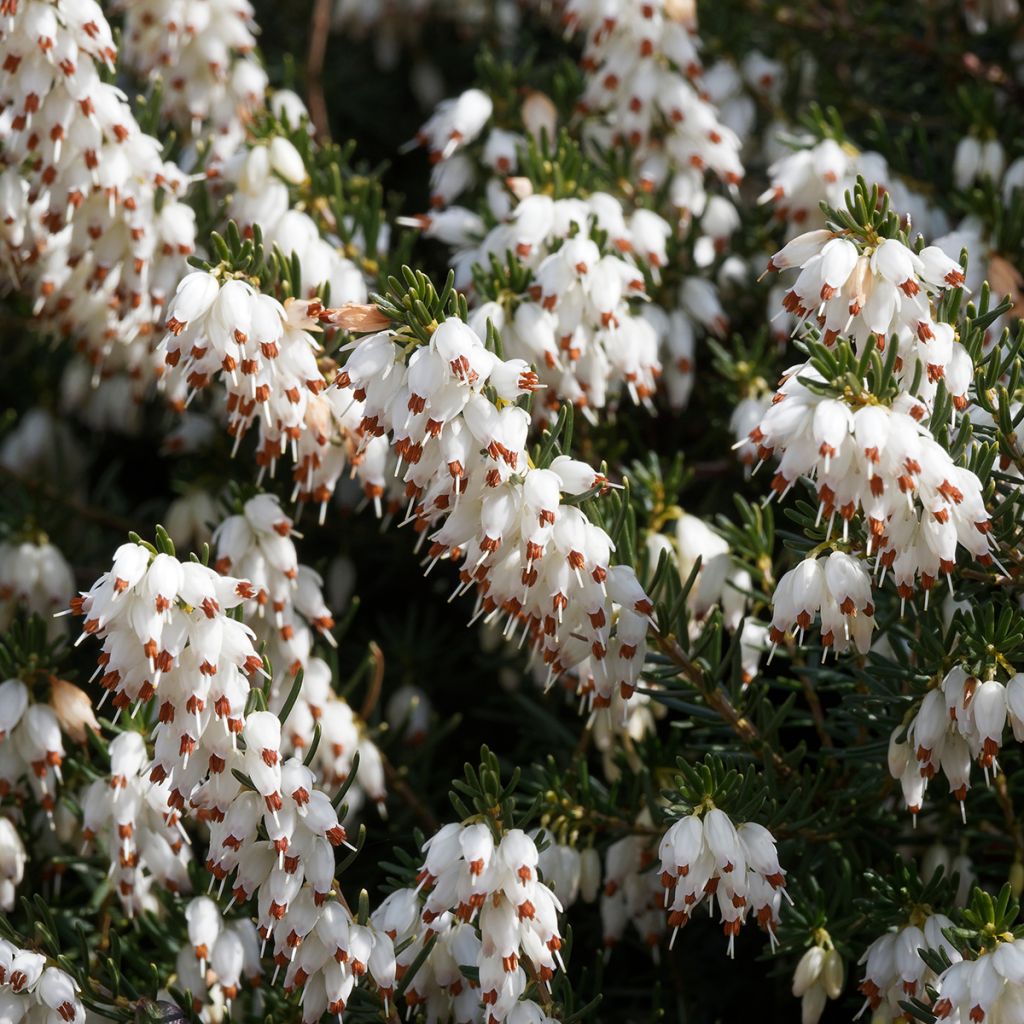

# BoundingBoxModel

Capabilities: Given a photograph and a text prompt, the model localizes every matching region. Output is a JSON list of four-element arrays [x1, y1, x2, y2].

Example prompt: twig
[[800, 673, 834, 749], [384, 756, 440, 833], [359, 641, 385, 720], [654, 630, 795, 779], [993, 773, 1024, 861], [306, 0, 332, 141]]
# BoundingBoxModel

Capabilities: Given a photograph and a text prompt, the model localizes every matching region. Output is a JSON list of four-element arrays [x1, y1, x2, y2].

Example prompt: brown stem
[[384, 756, 440, 833], [306, 0, 332, 141], [993, 773, 1024, 861], [359, 641, 385, 721], [654, 630, 795, 779], [801, 674, 834, 749]]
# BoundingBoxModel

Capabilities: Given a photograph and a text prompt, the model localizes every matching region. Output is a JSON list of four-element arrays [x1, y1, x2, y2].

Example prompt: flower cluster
[[383, 821, 564, 1022], [0, 0, 195, 382], [961, 0, 1022, 32], [213, 493, 335, 665], [600, 826, 665, 956], [652, 512, 752, 629], [414, 87, 495, 188], [888, 668, 1024, 818], [117, 0, 267, 157], [929, 938, 1024, 1023], [337, 313, 654, 710], [80, 729, 192, 915], [769, 551, 876, 655], [73, 537, 404, 1019], [0, 677, 65, 816], [657, 808, 786, 955], [648, 512, 769, 683], [765, 229, 970, 400], [271, 655, 386, 812], [562, 0, 744, 204], [159, 275, 368, 514], [533, 829, 600, 909], [408, 77, 734, 416], [0, 940, 84, 1023], [0, 816, 26, 911], [458, 193, 671, 418], [751, 367, 991, 599], [175, 900, 263, 1016], [760, 138, 947, 241], [857, 913, 957, 1018], [74, 540, 260, 727], [200, 714, 395, 1021], [0, 538, 74, 637], [165, 489, 219, 551], [374, 892, 488, 1022], [222, 133, 370, 305], [213, 494, 386, 810], [0, 408, 83, 485]]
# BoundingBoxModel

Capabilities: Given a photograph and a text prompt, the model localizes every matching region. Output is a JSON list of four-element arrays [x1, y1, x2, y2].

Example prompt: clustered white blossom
[[411, 86, 496, 203], [888, 667, 1024, 818], [928, 937, 1024, 1023], [116, 0, 267, 158], [0, 816, 27, 911], [766, 229, 970, 399], [600, 818, 665, 956], [221, 131, 372, 304], [4, 0, 1024, 1021], [0, 407, 82, 482], [562, 0, 744, 205], [533, 828, 600, 910], [213, 493, 337, 667], [453, 192, 720, 418], [753, 370, 991, 613], [213, 493, 385, 810], [337, 313, 654, 711], [79, 729, 191, 915], [165, 488, 219, 551], [769, 551, 876, 655], [0, 0, 196, 394], [409, 71, 734, 417], [760, 138, 947, 241], [158, 277, 368, 515], [649, 512, 764, 655], [0, 940, 84, 1023], [657, 808, 786, 956], [925, 160, 1024, 359], [379, 822, 565, 1023], [175, 899, 263, 1017], [856, 913, 957, 1019], [702, 50, 784, 148], [0, 677, 65, 816], [272, 655, 385, 811], [74, 541, 399, 1019], [0, 538, 74, 637]]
